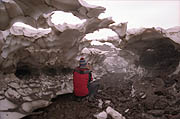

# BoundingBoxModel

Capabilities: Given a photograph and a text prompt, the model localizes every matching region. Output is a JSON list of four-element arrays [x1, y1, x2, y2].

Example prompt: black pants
[[88, 81, 100, 98]]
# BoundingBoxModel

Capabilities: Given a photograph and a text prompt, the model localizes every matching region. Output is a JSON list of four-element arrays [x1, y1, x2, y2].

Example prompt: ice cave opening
[[124, 29, 180, 75], [14, 63, 74, 79], [15, 64, 32, 79], [139, 37, 179, 72]]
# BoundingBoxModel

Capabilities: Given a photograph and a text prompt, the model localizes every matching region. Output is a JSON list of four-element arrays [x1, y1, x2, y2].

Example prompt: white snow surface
[[10, 22, 51, 39]]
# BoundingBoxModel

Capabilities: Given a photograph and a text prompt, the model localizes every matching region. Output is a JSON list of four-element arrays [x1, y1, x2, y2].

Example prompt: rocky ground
[[22, 71, 180, 119]]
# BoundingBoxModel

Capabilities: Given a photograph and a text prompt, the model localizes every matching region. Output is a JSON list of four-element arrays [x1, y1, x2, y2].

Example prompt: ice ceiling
[[0, 0, 105, 30]]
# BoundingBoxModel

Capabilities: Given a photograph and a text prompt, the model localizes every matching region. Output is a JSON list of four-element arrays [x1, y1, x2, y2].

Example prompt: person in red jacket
[[73, 57, 99, 101]]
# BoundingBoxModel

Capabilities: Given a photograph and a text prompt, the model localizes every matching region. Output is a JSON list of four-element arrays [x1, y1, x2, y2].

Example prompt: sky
[[85, 0, 180, 29], [84, 0, 180, 39]]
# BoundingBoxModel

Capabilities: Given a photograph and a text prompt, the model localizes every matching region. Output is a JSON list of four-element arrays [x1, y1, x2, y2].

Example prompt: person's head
[[79, 57, 87, 67]]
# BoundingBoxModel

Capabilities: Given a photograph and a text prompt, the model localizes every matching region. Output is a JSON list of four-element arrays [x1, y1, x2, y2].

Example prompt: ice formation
[[0, 0, 180, 119]]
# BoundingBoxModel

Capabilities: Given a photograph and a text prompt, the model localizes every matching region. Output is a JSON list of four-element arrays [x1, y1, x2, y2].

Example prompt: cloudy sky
[[86, 0, 180, 29], [84, 0, 180, 39], [16, 0, 180, 40]]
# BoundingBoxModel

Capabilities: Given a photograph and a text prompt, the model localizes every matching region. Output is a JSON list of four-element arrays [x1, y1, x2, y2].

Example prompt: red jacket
[[73, 67, 93, 97]]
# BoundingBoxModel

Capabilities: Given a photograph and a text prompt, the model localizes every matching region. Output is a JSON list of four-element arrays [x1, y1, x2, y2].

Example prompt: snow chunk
[[104, 56, 128, 73], [21, 100, 51, 112], [8, 82, 20, 89], [22, 96, 33, 102], [0, 112, 25, 119], [105, 100, 111, 104], [98, 99, 103, 109], [106, 106, 126, 119], [94, 111, 107, 119], [81, 47, 91, 54], [125, 109, 129, 113], [5, 88, 21, 99], [130, 85, 136, 97], [0, 99, 17, 111], [17, 88, 33, 96], [56, 82, 73, 95]]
